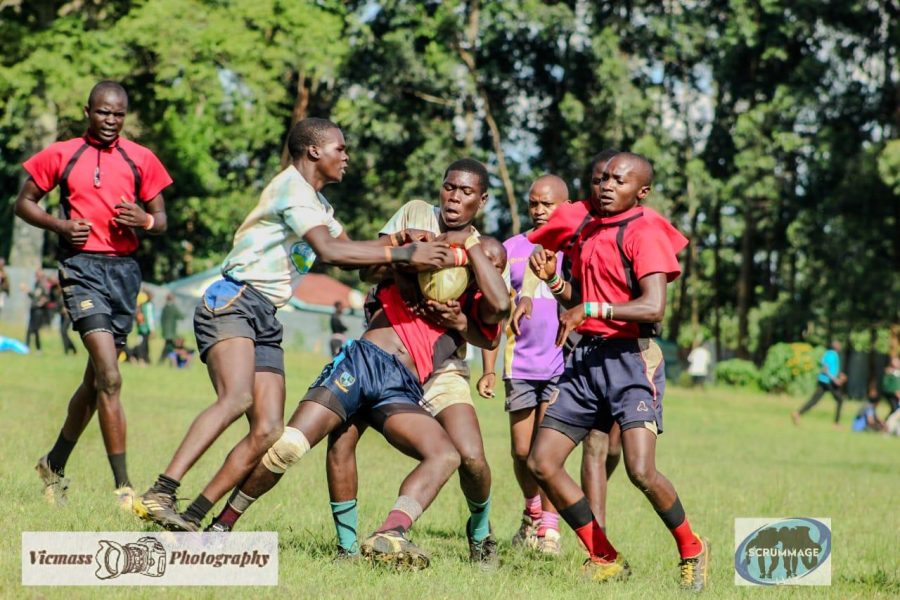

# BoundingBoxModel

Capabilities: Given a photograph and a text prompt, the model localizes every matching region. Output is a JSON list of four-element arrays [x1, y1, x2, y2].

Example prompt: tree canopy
[[1, 0, 897, 359]]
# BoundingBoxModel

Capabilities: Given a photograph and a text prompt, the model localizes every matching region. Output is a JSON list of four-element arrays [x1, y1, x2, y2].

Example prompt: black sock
[[655, 496, 686, 529], [107, 453, 130, 488], [47, 431, 77, 475], [151, 473, 180, 495], [184, 494, 214, 525], [559, 497, 594, 530]]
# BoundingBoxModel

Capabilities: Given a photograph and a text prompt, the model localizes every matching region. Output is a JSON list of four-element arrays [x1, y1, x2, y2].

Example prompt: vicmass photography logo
[[22, 532, 278, 586], [734, 518, 831, 586]]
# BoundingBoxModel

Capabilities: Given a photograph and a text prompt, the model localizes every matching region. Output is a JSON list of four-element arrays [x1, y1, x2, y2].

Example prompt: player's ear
[[83, 105, 90, 120], [309, 145, 321, 160], [478, 191, 487, 211], [637, 185, 651, 201]]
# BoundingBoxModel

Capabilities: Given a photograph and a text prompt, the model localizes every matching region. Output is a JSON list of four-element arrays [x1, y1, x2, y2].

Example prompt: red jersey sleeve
[[628, 222, 686, 283], [22, 144, 65, 193], [526, 201, 590, 252], [136, 149, 173, 202], [466, 291, 502, 342]]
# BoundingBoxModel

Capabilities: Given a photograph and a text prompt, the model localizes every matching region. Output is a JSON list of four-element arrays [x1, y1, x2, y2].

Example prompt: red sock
[[574, 519, 617, 560], [524, 494, 542, 521], [671, 518, 702, 559], [377, 510, 413, 534], [216, 504, 242, 527]]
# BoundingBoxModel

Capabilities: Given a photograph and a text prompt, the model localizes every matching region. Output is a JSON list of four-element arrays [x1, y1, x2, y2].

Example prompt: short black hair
[[287, 117, 340, 160], [613, 151, 654, 185], [587, 148, 620, 175], [87, 80, 128, 109], [444, 158, 489, 194]]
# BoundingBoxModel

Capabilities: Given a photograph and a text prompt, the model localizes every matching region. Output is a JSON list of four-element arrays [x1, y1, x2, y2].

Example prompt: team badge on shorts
[[637, 400, 649, 412], [80, 299, 94, 310], [334, 371, 356, 392]]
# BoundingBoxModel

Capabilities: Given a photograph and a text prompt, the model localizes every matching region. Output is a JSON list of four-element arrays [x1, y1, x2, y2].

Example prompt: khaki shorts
[[421, 369, 474, 416]]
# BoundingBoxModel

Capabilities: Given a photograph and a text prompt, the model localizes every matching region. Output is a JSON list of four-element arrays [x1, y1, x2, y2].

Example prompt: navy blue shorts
[[543, 336, 665, 443], [193, 278, 284, 374], [304, 339, 428, 425], [59, 253, 141, 347]]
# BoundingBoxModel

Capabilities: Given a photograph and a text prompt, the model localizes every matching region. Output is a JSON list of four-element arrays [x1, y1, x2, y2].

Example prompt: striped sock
[[524, 494, 542, 521], [466, 494, 492, 542], [330, 499, 359, 554]]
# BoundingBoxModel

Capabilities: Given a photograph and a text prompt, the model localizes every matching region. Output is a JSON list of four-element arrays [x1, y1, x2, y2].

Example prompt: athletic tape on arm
[[262, 427, 310, 474]]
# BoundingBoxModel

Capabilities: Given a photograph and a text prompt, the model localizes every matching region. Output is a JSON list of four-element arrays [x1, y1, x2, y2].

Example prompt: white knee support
[[262, 427, 310, 474]]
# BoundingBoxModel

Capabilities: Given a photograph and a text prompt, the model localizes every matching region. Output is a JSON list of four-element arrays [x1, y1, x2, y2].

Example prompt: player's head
[[830, 340, 842, 352], [334, 300, 343, 312], [478, 235, 507, 273], [84, 81, 128, 145], [528, 174, 568, 230], [288, 117, 348, 184], [587, 148, 620, 202], [595, 152, 653, 215], [440, 158, 489, 230]]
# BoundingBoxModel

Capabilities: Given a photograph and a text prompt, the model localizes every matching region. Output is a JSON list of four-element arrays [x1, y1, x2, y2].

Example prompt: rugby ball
[[418, 266, 470, 302]]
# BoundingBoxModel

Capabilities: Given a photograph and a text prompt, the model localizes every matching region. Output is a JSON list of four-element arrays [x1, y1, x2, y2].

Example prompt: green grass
[[1, 327, 898, 598]]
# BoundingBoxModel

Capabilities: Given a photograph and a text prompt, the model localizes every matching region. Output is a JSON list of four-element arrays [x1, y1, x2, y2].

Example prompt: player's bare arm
[[15, 179, 93, 246], [555, 272, 667, 347], [114, 193, 167, 234], [304, 224, 454, 271]]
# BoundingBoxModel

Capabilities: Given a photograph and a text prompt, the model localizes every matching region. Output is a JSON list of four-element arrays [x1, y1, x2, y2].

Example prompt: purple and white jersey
[[502, 233, 564, 381]]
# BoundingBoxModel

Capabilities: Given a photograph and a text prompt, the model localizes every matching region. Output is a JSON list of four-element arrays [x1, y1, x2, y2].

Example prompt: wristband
[[464, 234, 480, 250], [550, 280, 566, 296], [584, 302, 599, 318], [601, 302, 614, 320], [452, 246, 469, 266], [546, 273, 561, 287], [547, 274, 565, 295], [143, 213, 155, 231]]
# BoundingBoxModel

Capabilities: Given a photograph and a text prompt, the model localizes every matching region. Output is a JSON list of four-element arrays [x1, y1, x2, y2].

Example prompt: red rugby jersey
[[23, 134, 173, 255], [571, 205, 688, 338], [376, 283, 501, 383]]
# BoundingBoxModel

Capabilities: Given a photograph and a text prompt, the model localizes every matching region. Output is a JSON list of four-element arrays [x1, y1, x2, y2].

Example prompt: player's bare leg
[[581, 423, 621, 528], [621, 427, 709, 590], [326, 417, 367, 556], [436, 403, 498, 566]]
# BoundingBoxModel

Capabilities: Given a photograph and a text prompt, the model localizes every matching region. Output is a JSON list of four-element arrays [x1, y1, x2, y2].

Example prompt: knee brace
[[262, 427, 310, 474]]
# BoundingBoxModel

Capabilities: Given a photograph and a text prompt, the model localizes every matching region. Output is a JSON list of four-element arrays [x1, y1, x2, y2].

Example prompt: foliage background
[[1, 0, 898, 363]]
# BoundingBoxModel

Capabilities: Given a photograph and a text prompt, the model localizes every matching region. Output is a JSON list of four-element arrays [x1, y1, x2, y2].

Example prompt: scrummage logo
[[734, 518, 831, 585]]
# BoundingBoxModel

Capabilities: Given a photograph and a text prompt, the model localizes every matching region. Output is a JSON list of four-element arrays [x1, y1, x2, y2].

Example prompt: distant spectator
[[24, 270, 50, 352], [0, 257, 10, 315], [49, 278, 77, 355], [330, 300, 348, 357], [157, 293, 184, 364], [687, 341, 712, 388], [792, 340, 846, 427], [851, 398, 884, 432], [881, 356, 900, 414], [131, 289, 154, 364], [166, 336, 195, 369]]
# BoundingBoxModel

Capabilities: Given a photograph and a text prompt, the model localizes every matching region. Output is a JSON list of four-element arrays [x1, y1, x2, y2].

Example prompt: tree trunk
[[736, 197, 755, 359], [713, 196, 722, 359], [458, 0, 520, 234], [280, 68, 310, 169], [10, 109, 57, 270]]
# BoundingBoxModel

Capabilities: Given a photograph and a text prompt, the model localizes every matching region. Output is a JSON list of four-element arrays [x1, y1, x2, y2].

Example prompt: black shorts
[[303, 339, 429, 425], [58, 253, 141, 347], [193, 278, 284, 374], [542, 336, 665, 443]]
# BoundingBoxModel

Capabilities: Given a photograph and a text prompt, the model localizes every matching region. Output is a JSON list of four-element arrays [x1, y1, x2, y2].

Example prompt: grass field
[[1, 327, 898, 599]]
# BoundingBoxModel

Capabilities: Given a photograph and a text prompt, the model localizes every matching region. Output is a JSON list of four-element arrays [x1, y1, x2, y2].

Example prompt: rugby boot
[[133, 489, 200, 532], [360, 530, 430, 570], [205, 520, 232, 533], [679, 536, 710, 592], [468, 523, 500, 569], [582, 554, 631, 583], [511, 514, 540, 549], [539, 528, 562, 556], [35, 455, 69, 507]]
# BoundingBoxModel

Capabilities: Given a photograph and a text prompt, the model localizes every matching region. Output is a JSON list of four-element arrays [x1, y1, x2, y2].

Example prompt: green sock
[[466, 494, 492, 542], [330, 499, 359, 555]]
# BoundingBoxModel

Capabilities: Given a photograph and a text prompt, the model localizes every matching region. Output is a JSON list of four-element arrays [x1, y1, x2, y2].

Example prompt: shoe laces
[[680, 558, 697, 581]]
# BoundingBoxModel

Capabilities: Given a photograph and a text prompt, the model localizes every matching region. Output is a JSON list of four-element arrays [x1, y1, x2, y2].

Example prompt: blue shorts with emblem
[[542, 336, 665, 443], [304, 339, 428, 425]]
